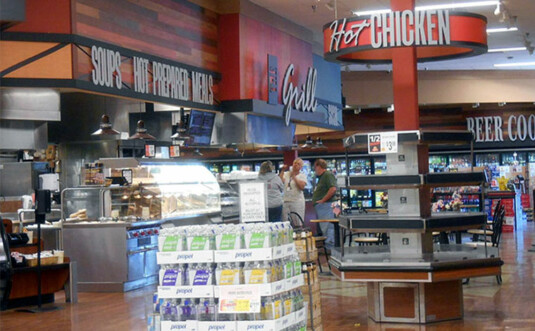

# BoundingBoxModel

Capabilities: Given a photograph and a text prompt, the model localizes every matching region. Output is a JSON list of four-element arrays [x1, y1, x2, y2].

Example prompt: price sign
[[239, 182, 267, 223], [368, 132, 398, 154], [218, 285, 261, 313], [169, 145, 180, 158], [145, 144, 155, 157]]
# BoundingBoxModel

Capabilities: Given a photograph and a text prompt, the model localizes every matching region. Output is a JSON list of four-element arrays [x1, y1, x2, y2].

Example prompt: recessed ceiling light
[[488, 47, 527, 53], [494, 62, 535, 67], [353, 1, 499, 16], [487, 27, 518, 33]]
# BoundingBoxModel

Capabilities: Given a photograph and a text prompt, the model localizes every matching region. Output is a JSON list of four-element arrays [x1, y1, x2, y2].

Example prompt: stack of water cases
[[147, 222, 308, 331], [293, 230, 323, 330]]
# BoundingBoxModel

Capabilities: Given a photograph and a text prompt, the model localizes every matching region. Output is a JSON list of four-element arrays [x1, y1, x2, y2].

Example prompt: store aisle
[[1, 224, 535, 330]]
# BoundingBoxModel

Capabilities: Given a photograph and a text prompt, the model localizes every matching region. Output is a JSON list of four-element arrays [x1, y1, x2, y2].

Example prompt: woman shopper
[[279, 158, 307, 226], [258, 161, 284, 222]]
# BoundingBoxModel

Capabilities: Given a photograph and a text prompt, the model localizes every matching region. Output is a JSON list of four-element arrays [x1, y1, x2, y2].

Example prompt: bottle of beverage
[[197, 297, 216, 321], [179, 299, 196, 321], [161, 299, 179, 321]]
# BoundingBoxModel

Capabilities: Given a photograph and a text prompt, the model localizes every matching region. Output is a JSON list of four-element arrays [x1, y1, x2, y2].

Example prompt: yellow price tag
[[235, 299, 251, 312]]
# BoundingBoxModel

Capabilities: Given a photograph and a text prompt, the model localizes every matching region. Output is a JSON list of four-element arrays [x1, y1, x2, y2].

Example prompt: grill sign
[[281, 64, 318, 126]]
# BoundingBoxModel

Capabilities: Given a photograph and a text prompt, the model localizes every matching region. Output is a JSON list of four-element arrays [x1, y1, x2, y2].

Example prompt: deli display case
[[61, 160, 221, 292]]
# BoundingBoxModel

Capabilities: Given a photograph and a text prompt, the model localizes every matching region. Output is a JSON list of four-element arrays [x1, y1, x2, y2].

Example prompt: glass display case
[[448, 153, 472, 171], [476, 153, 500, 167], [429, 155, 448, 173], [63, 162, 221, 222], [502, 152, 527, 166], [373, 156, 387, 174], [349, 158, 371, 175]]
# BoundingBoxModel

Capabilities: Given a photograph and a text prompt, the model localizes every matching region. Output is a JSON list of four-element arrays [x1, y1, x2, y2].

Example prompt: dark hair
[[314, 159, 327, 170]]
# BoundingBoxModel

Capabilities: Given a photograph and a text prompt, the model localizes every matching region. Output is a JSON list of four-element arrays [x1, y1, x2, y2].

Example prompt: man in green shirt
[[312, 159, 337, 248]]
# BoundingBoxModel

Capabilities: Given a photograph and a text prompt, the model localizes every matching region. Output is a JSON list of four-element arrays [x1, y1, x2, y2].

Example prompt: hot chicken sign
[[324, 10, 487, 63]]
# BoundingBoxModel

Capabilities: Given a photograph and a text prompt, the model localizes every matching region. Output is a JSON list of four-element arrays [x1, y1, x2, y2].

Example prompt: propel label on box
[[219, 234, 237, 250], [162, 236, 180, 252], [249, 233, 267, 248], [190, 236, 208, 251], [161, 269, 180, 286], [192, 270, 211, 286]]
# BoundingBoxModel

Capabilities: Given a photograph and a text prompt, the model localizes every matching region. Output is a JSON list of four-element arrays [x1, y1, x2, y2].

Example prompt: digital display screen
[[188, 110, 215, 146]]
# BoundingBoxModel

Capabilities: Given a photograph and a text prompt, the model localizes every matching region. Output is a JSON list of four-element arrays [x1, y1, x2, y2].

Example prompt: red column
[[391, 0, 419, 131], [283, 150, 298, 167]]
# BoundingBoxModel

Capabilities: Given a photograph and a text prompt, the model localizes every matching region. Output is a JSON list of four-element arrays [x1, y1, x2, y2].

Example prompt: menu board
[[188, 110, 215, 145], [239, 182, 267, 223]]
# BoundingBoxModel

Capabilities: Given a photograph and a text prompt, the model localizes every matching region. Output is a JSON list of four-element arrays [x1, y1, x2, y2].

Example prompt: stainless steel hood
[[211, 112, 295, 147], [0, 88, 60, 151], [1, 88, 60, 121]]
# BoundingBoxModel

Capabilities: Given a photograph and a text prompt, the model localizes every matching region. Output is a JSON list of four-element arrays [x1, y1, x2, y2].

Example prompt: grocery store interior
[[1, 0, 535, 330]]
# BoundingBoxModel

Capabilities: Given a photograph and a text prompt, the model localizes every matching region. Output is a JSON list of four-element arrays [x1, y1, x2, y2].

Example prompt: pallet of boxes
[[294, 230, 323, 330]]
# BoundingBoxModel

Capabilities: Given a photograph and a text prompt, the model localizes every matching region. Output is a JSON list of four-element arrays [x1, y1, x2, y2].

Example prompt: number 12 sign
[[368, 132, 398, 154]]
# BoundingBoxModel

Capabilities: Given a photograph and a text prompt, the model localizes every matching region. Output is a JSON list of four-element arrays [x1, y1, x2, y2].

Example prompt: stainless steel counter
[[63, 221, 159, 292]]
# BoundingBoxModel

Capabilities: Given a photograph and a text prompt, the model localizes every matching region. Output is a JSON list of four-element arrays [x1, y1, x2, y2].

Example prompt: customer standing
[[258, 161, 284, 222], [280, 158, 307, 225], [312, 158, 337, 248]]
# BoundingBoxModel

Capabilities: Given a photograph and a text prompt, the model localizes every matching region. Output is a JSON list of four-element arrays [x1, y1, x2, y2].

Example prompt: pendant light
[[128, 120, 156, 140], [171, 108, 190, 141], [312, 137, 327, 149], [91, 114, 120, 136], [301, 135, 314, 149]]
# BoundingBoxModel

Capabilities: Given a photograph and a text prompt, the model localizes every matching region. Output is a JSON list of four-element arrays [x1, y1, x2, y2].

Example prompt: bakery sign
[[466, 114, 535, 143], [90, 45, 214, 105]]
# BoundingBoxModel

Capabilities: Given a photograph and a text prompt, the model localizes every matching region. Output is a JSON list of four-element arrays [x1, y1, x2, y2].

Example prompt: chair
[[314, 236, 330, 273], [286, 212, 330, 272], [465, 204, 506, 284], [468, 200, 502, 242]]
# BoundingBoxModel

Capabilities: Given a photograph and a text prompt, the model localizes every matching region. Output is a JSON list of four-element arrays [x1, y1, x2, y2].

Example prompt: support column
[[391, 0, 419, 131], [283, 150, 298, 166]]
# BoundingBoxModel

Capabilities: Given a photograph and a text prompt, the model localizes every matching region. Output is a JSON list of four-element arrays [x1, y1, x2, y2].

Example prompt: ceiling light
[[494, 62, 535, 67], [486, 27, 518, 34], [128, 120, 156, 140], [255, 145, 272, 153], [498, 102, 507, 106], [387, 104, 394, 113], [488, 47, 526, 53], [193, 148, 203, 156], [472, 102, 480, 108], [91, 114, 120, 136], [353, 1, 499, 16]]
